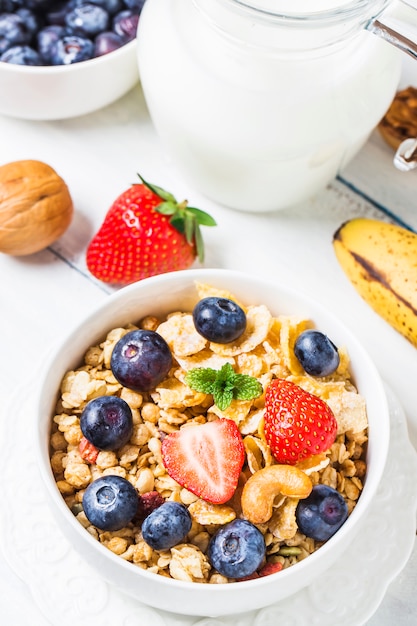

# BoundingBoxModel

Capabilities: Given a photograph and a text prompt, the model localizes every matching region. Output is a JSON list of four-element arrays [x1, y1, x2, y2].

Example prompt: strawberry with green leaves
[[264, 378, 337, 465], [86, 174, 216, 285]]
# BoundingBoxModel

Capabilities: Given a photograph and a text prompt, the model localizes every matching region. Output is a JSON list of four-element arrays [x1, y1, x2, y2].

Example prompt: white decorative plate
[[1, 384, 416, 626]]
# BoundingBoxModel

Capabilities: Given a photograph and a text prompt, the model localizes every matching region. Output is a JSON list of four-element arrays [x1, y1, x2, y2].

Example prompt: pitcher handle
[[366, 0, 417, 59]]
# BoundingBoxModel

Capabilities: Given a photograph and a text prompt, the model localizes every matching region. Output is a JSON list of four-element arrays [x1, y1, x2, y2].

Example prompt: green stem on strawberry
[[137, 173, 217, 262]]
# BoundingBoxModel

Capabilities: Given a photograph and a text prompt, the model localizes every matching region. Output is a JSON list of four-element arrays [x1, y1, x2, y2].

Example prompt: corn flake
[[243, 434, 273, 473], [152, 377, 207, 409], [188, 500, 236, 525], [157, 313, 207, 357], [175, 349, 234, 372], [279, 316, 313, 375], [326, 389, 368, 434], [195, 282, 247, 311]]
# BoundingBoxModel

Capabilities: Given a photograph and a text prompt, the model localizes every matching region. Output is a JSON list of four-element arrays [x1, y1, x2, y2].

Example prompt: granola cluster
[[49, 282, 368, 583]]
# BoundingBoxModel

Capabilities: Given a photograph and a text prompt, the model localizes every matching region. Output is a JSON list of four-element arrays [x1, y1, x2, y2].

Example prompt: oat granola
[[49, 282, 368, 583]]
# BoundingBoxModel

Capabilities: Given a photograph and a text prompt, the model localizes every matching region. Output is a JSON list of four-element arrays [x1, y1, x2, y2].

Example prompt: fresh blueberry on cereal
[[141, 501, 192, 551], [296, 484, 349, 541], [208, 519, 265, 579], [83, 475, 138, 531], [294, 329, 340, 377], [110, 329, 172, 392], [193, 296, 246, 343], [80, 395, 133, 450]]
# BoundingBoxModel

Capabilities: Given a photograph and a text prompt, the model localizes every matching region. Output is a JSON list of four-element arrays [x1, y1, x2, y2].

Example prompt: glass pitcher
[[137, 0, 417, 212]]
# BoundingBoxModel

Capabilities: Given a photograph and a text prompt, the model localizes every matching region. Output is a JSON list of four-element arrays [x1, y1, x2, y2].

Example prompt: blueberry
[[123, 0, 145, 11], [49, 33, 93, 64], [37, 24, 65, 62], [46, 0, 76, 26], [193, 297, 247, 344], [0, 12, 31, 54], [0, 0, 143, 65], [0, 44, 43, 63], [110, 329, 172, 392], [21, 0, 52, 9], [15, 8, 43, 36], [94, 29, 123, 55], [80, 395, 133, 450], [296, 484, 349, 542], [294, 329, 340, 377], [65, 3, 109, 37], [141, 501, 192, 551], [208, 519, 265, 579], [0, 0, 24, 11], [112, 8, 138, 41], [83, 475, 138, 531], [77, 0, 122, 15]]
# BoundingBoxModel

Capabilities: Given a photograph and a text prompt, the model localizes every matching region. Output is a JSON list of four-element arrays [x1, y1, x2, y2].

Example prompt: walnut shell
[[0, 159, 73, 255], [378, 86, 417, 151]]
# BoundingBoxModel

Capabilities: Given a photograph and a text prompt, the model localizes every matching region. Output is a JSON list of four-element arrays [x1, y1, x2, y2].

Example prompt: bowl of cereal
[[0, 0, 144, 120], [35, 268, 389, 617]]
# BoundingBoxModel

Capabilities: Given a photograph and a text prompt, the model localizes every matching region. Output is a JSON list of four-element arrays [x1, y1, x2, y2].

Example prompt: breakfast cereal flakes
[[49, 283, 368, 583]]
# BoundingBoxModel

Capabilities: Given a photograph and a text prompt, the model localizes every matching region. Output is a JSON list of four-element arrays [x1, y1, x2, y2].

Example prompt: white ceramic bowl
[[0, 38, 138, 120], [35, 268, 390, 617]]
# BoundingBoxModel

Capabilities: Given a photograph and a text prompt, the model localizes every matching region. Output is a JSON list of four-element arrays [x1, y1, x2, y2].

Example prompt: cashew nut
[[241, 464, 313, 524]]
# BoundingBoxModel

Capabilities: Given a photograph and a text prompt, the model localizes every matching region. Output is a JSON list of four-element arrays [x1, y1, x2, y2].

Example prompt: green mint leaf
[[185, 368, 217, 394], [186, 363, 262, 410], [232, 375, 263, 401], [217, 362, 235, 382], [213, 386, 234, 411]]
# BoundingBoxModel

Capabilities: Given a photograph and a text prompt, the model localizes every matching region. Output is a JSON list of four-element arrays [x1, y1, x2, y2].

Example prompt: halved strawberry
[[264, 379, 337, 465], [161, 419, 245, 504]]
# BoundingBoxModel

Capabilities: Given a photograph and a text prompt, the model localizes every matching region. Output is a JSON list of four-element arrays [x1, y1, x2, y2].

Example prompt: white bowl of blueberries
[[0, 0, 144, 119], [35, 268, 390, 617]]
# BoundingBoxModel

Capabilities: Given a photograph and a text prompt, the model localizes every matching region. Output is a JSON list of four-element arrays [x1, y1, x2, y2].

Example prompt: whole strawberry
[[264, 379, 337, 465], [86, 175, 216, 285]]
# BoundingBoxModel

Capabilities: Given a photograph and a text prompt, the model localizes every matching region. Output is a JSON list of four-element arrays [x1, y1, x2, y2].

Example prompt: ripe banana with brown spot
[[333, 217, 417, 348]]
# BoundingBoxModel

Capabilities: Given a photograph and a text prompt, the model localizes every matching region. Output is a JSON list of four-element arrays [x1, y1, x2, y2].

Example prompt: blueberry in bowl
[[80, 395, 133, 450], [110, 328, 173, 392], [83, 474, 139, 531], [141, 501, 192, 551], [0, 0, 146, 119], [296, 485, 349, 542], [208, 519, 265, 579], [193, 296, 247, 343]]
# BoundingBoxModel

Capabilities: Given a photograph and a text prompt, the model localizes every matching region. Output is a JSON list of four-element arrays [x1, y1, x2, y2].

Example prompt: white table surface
[[1, 58, 417, 626]]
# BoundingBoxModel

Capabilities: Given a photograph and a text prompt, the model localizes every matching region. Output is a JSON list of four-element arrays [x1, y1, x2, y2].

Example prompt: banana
[[333, 217, 417, 348]]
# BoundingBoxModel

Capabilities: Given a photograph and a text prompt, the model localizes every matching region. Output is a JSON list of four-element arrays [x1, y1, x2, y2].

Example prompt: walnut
[[0, 159, 73, 255], [378, 86, 417, 150]]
